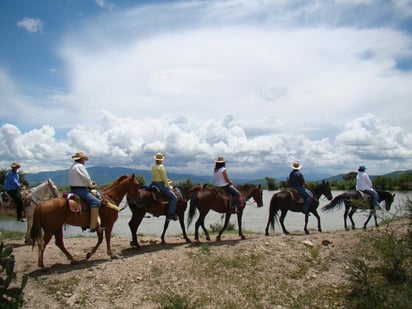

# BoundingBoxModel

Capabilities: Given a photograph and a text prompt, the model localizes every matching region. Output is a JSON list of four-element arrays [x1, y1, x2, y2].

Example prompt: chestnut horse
[[125, 184, 202, 247], [0, 179, 59, 245], [321, 190, 395, 230], [187, 184, 264, 242], [31, 174, 139, 268], [265, 181, 332, 235]]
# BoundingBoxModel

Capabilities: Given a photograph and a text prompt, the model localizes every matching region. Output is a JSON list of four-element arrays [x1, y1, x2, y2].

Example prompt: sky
[[1, 0, 412, 180]]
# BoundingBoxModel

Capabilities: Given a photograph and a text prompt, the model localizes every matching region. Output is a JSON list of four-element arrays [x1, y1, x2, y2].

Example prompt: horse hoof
[[305, 231, 310, 235], [185, 238, 191, 243], [216, 236, 221, 241], [318, 229, 322, 233], [110, 254, 118, 260], [130, 241, 139, 248], [206, 236, 211, 241], [70, 259, 78, 265], [240, 235, 246, 240], [86, 252, 92, 260]]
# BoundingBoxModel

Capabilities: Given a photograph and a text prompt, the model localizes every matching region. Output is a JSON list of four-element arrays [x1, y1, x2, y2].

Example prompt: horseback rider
[[356, 165, 381, 210], [150, 152, 178, 221], [68, 152, 102, 232], [288, 161, 312, 216], [3, 162, 25, 222], [213, 156, 241, 214]]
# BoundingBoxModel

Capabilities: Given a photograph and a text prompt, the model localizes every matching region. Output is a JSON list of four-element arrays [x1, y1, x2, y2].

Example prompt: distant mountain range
[[24, 166, 412, 188]]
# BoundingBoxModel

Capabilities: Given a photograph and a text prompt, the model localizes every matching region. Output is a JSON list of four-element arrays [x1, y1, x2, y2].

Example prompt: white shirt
[[214, 167, 228, 187], [356, 172, 373, 191], [68, 162, 93, 187]]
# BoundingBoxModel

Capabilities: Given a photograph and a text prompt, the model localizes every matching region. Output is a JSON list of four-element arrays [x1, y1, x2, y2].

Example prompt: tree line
[[264, 171, 412, 191]]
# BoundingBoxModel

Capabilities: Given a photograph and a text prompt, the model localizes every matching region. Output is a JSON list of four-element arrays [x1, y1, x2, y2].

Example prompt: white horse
[[0, 179, 59, 244], [24, 179, 60, 244]]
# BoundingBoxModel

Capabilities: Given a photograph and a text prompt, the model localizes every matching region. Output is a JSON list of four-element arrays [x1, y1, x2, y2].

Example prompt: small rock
[[302, 239, 315, 247]]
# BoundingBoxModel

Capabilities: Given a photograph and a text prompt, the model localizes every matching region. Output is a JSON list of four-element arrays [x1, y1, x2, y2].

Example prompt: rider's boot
[[89, 207, 100, 232]]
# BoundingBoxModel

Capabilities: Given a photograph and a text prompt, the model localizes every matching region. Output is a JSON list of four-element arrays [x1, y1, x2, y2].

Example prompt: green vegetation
[[0, 242, 27, 308], [344, 198, 412, 308]]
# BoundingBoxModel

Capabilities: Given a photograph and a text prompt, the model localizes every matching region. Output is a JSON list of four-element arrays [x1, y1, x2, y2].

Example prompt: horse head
[[379, 191, 395, 211], [321, 180, 333, 201], [239, 184, 263, 207]]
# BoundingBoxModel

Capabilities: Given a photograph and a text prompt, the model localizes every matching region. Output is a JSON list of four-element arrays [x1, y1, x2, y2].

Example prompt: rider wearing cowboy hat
[[150, 152, 178, 221], [68, 151, 102, 231], [288, 161, 313, 216], [3, 162, 25, 222]]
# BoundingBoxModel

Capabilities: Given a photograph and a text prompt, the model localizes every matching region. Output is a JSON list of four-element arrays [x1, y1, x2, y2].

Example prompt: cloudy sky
[[1, 0, 411, 179]]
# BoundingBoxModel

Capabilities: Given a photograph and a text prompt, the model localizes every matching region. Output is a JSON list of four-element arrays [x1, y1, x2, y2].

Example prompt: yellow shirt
[[151, 163, 171, 188]]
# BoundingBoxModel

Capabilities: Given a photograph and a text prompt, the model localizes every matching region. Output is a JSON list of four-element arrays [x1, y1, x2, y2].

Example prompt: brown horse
[[265, 181, 333, 236], [31, 174, 139, 268], [187, 184, 264, 242], [125, 184, 202, 247]]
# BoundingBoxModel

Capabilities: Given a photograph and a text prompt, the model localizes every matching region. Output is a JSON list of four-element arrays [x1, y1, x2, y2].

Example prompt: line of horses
[[0, 175, 396, 269]]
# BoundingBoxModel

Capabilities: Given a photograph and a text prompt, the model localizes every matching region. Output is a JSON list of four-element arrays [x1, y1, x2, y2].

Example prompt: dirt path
[[5, 228, 363, 308]]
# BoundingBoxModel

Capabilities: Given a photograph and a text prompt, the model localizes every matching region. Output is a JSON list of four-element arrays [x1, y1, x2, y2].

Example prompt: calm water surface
[[1, 190, 410, 239]]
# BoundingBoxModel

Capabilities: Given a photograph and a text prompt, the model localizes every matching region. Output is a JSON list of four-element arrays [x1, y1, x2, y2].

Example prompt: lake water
[[1, 190, 410, 239]]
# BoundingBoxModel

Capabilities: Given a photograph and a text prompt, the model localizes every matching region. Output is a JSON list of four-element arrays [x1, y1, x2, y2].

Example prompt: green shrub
[[345, 200, 412, 309], [0, 242, 27, 308]]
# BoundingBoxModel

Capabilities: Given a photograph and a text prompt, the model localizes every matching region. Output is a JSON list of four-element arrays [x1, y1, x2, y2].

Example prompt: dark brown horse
[[188, 184, 264, 242], [265, 181, 332, 235], [125, 184, 202, 247], [321, 190, 395, 230], [31, 174, 139, 268]]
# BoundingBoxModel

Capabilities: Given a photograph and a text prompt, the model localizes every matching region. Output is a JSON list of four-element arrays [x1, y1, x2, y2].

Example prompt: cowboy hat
[[291, 161, 303, 170], [154, 152, 165, 161], [10, 162, 21, 168], [215, 156, 225, 163], [71, 152, 89, 161]]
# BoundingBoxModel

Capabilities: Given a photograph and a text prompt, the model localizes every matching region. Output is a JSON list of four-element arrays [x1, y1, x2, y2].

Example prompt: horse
[[265, 181, 333, 236], [125, 184, 202, 248], [30, 174, 139, 268], [187, 184, 264, 242], [0, 179, 59, 245], [321, 190, 395, 230]]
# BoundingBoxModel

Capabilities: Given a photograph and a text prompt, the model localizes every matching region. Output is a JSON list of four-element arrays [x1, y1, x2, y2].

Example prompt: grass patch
[[0, 229, 25, 241]]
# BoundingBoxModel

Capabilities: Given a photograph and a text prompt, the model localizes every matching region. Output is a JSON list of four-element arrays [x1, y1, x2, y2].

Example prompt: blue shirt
[[288, 169, 305, 187], [3, 170, 21, 190]]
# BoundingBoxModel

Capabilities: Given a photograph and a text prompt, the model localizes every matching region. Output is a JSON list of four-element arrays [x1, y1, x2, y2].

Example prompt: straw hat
[[154, 152, 165, 161], [10, 162, 21, 168], [215, 156, 225, 163], [71, 152, 89, 161], [291, 161, 303, 170]]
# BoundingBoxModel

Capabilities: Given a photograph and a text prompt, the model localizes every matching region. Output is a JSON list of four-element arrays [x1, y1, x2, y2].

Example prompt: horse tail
[[321, 194, 346, 212], [187, 193, 198, 227], [31, 202, 43, 248], [269, 197, 280, 232]]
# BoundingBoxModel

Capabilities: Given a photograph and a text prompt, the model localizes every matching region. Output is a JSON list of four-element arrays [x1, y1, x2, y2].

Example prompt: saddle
[[286, 188, 305, 204], [144, 184, 184, 204], [212, 186, 246, 212], [357, 190, 373, 205], [63, 190, 119, 214]]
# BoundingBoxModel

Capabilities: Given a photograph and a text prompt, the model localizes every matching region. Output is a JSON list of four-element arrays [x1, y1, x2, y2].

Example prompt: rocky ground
[[1, 224, 372, 309]]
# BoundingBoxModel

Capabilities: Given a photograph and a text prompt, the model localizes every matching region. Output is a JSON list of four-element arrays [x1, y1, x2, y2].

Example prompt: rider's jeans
[[70, 187, 101, 208], [292, 186, 313, 213], [152, 182, 177, 214]]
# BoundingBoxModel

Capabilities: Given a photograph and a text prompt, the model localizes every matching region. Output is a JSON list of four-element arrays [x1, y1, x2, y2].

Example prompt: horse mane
[[102, 175, 130, 189]]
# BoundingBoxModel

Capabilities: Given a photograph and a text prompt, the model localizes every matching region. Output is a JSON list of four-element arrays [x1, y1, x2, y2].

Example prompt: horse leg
[[216, 213, 231, 241], [85, 228, 104, 260], [374, 212, 379, 227], [343, 206, 350, 231], [349, 208, 357, 230], [103, 226, 117, 259], [37, 232, 52, 268], [24, 205, 34, 245], [54, 228, 76, 265], [160, 219, 170, 244], [363, 210, 374, 229], [177, 213, 191, 243], [128, 212, 144, 248], [237, 212, 246, 240], [279, 210, 289, 235], [304, 213, 310, 235], [312, 209, 322, 233]]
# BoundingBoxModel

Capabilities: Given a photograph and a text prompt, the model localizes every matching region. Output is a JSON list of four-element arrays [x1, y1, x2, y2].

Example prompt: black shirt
[[288, 169, 305, 187]]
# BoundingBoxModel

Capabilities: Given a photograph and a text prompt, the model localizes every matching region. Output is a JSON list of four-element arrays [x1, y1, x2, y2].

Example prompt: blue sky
[[1, 0, 412, 179]]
